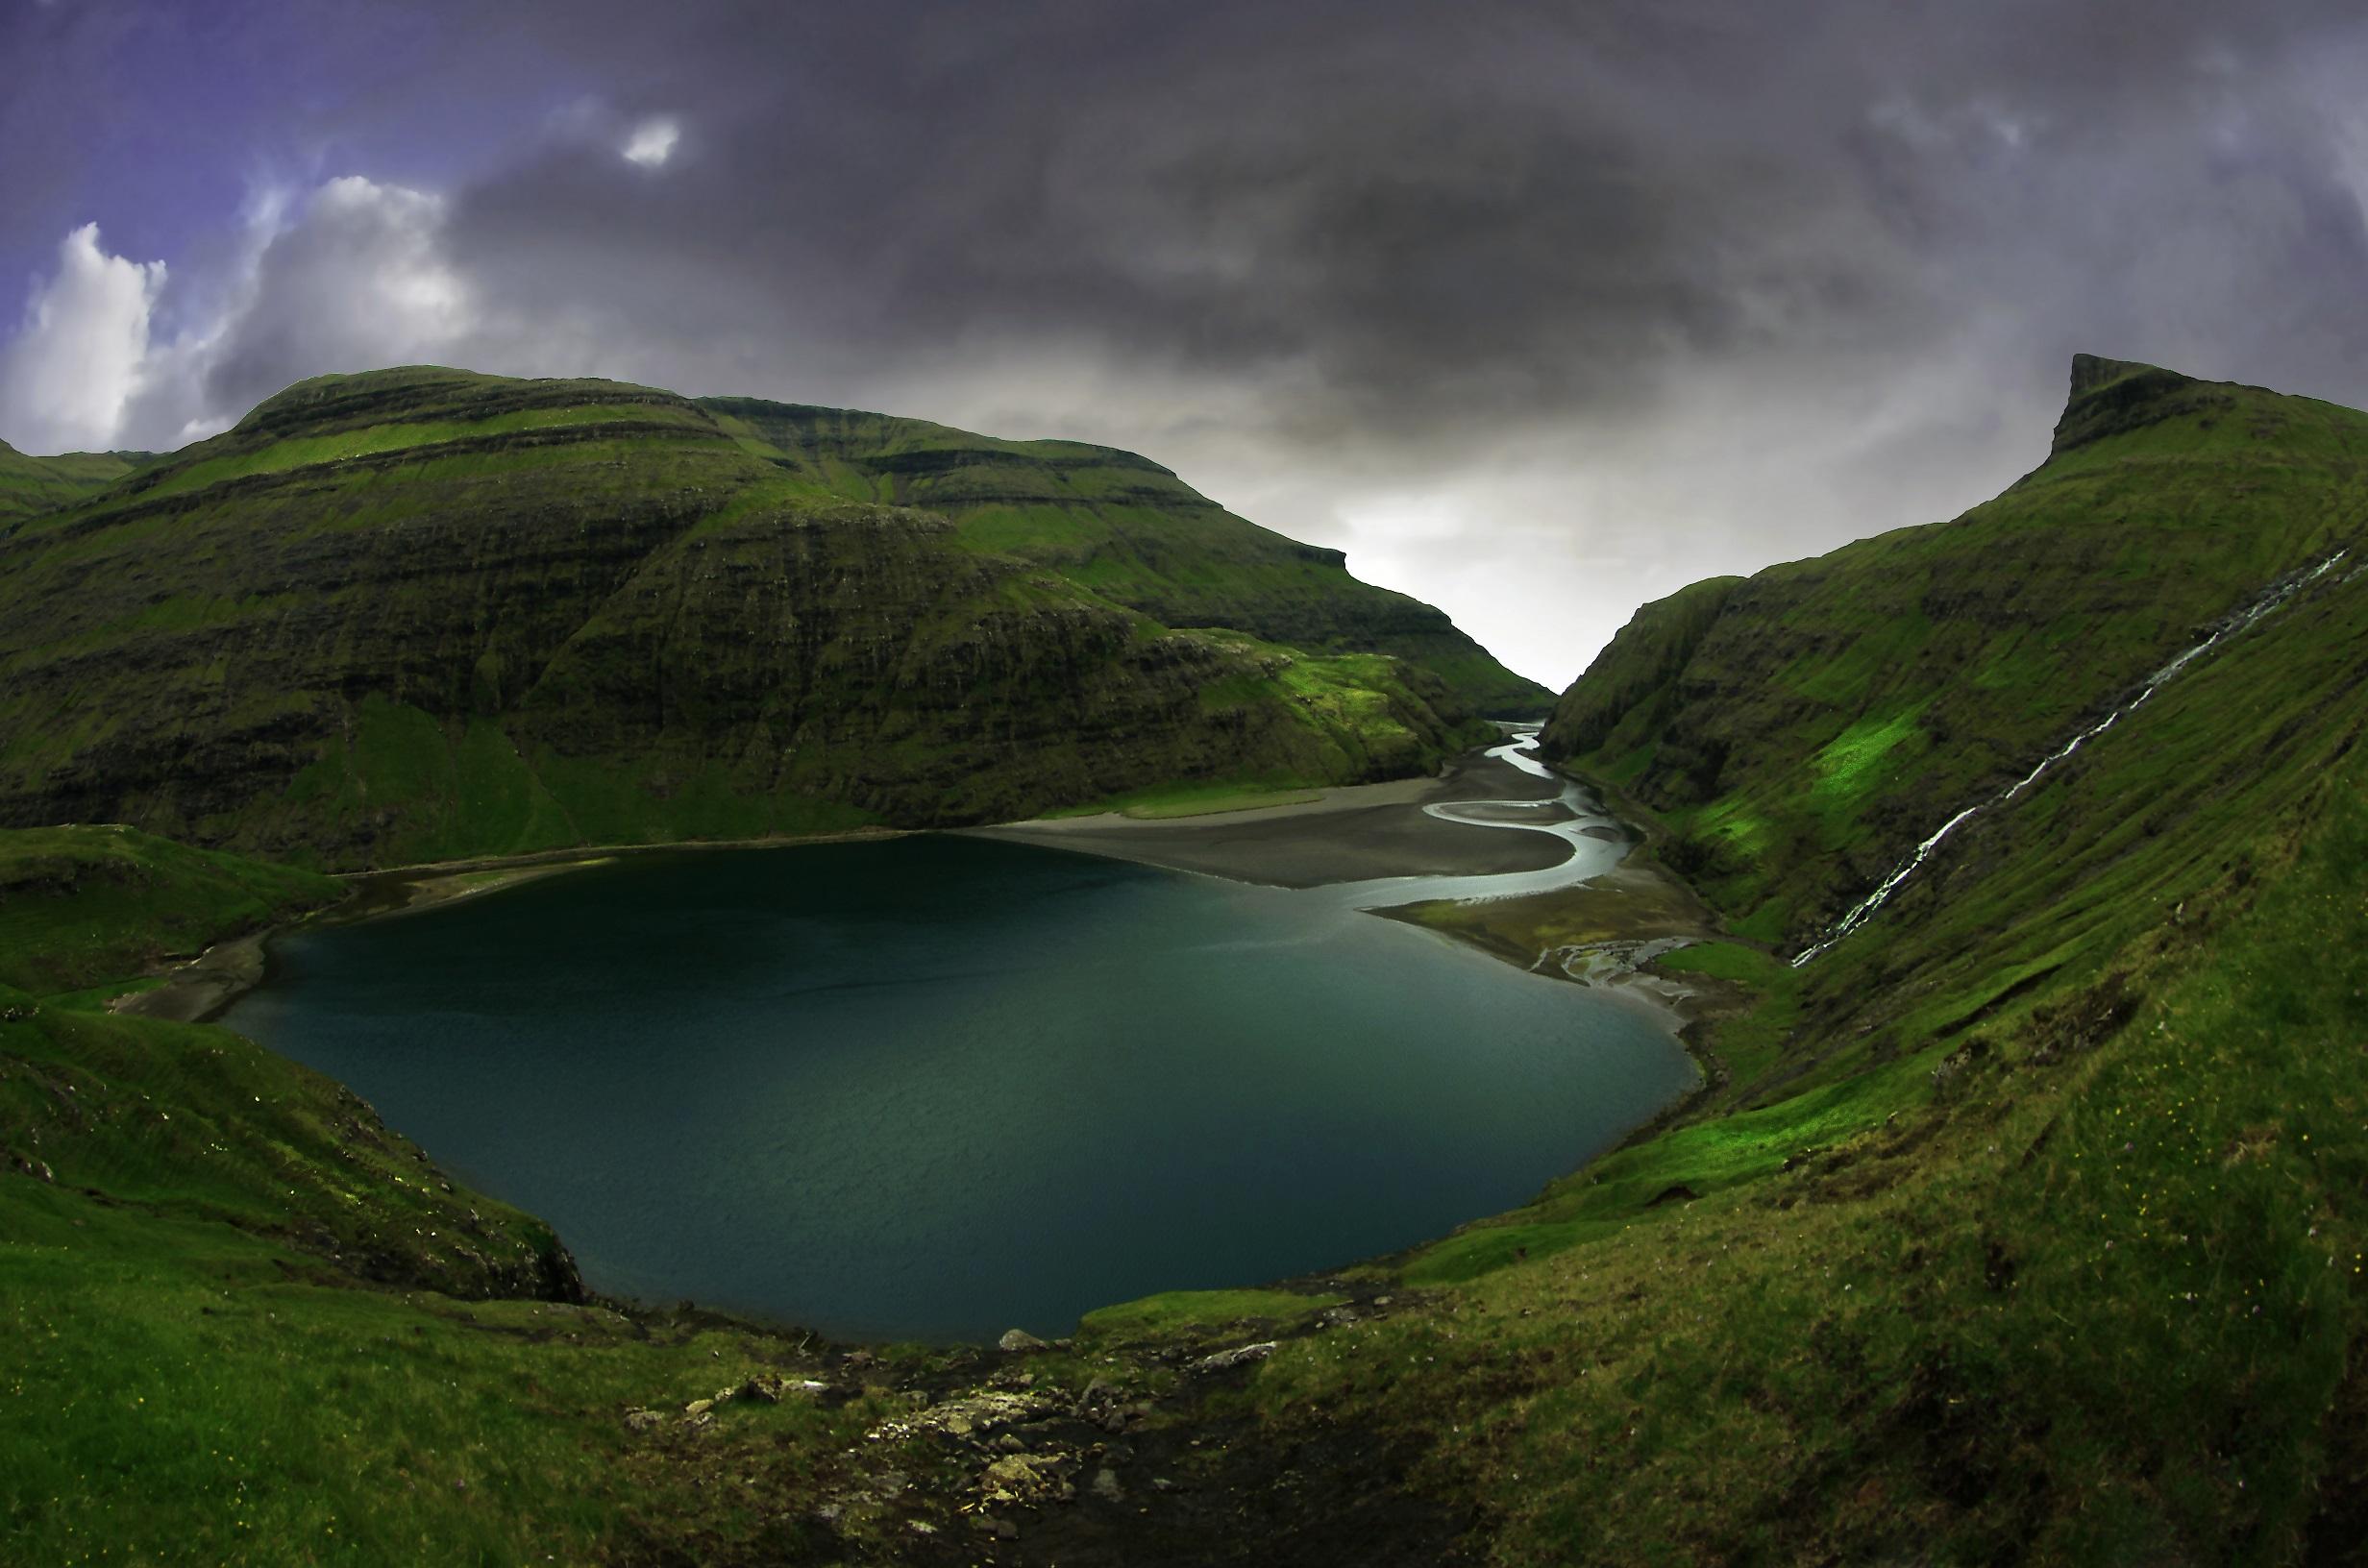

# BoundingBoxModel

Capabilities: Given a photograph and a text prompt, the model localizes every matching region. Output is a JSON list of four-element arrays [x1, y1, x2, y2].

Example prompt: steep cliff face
[[0, 368, 1486, 868], [703, 398, 1555, 716], [1541, 356, 2368, 942], [1542, 575, 1740, 760]]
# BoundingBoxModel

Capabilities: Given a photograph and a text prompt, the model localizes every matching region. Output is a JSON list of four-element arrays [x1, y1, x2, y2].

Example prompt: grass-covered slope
[[0, 823, 342, 996], [0, 438, 137, 523], [1541, 355, 2368, 943], [0, 984, 915, 1564], [0, 367, 1492, 868], [703, 398, 1555, 717], [1190, 374, 2368, 1563]]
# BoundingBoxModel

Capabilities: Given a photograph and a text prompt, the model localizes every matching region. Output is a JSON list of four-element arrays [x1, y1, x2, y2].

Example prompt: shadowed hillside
[[0, 368, 1522, 868], [703, 399, 1555, 718]]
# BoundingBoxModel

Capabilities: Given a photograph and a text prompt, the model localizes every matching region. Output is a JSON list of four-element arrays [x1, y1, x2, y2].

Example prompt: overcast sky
[[7, 0, 2368, 688]]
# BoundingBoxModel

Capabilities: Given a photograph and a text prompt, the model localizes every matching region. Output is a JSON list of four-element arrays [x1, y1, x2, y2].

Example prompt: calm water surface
[[225, 832, 1693, 1341]]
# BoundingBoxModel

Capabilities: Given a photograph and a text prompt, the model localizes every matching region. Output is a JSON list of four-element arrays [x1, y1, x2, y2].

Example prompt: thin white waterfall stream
[[1790, 548, 2350, 968]]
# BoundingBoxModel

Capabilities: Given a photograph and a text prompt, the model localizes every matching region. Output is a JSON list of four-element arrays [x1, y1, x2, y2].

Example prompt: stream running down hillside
[[223, 747, 1690, 1342], [1791, 548, 2352, 966]]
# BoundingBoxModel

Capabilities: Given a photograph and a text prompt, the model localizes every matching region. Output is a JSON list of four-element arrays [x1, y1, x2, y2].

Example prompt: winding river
[[224, 737, 1694, 1342]]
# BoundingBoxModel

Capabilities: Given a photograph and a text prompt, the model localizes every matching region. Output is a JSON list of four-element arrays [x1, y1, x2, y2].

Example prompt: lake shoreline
[[123, 742, 1718, 1059], [115, 826, 913, 1023]]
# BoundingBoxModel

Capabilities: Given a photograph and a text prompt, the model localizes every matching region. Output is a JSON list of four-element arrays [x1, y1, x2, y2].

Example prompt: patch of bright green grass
[[1080, 1288, 1346, 1343]]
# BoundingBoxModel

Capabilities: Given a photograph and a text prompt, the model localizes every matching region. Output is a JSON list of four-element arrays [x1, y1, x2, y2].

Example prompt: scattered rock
[[867, 1388, 1058, 1445], [623, 1408, 665, 1433], [978, 1453, 1072, 1506], [998, 1328, 1049, 1353], [683, 1398, 716, 1418], [1188, 1341, 1277, 1375], [1092, 1466, 1124, 1501]]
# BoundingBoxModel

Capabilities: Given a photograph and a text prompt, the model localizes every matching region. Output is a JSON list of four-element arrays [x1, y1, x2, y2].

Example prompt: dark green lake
[[224, 835, 1693, 1342]]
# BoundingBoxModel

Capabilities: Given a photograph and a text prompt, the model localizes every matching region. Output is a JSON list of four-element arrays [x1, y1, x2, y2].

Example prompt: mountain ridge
[[1540, 353, 2367, 945], [0, 365, 1540, 868]]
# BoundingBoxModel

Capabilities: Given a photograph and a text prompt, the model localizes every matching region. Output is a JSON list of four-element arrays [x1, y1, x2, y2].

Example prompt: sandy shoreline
[[964, 748, 1573, 888], [113, 745, 1715, 1032]]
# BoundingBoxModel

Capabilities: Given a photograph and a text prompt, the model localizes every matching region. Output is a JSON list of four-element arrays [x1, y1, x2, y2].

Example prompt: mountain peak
[[2067, 353, 2179, 396], [2051, 354, 2206, 455]]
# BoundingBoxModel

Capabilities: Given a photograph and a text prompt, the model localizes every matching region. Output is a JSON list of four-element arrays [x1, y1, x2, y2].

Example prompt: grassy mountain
[[1313, 355, 2365, 1559], [0, 367, 1510, 868], [701, 400, 1554, 717], [1542, 355, 2368, 945], [11, 355, 2365, 1564], [0, 438, 138, 523]]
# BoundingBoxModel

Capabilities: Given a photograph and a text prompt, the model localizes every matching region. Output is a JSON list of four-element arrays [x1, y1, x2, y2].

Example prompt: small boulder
[[998, 1328, 1049, 1353], [1188, 1341, 1277, 1375]]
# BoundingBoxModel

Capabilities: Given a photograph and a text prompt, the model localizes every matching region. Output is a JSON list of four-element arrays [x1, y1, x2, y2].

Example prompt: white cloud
[[0, 178, 479, 453], [621, 116, 681, 168], [0, 225, 165, 453]]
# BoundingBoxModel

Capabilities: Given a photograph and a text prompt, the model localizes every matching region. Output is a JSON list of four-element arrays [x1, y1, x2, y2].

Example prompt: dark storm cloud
[[432, 0, 1860, 438], [9, 0, 2368, 681], [365, 0, 2368, 475]]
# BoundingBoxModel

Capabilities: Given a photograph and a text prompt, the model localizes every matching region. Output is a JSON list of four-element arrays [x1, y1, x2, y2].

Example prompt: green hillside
[[0, 438, 138, 523], [0, 823, 342, 996], [1542, 355, 2368, 945], [1333, 355, 2368, 1558], [8, 356, 2365, 1564], [0, 836, 903, 1564], [701, 398, 1554, 716], [0, 367, 1499, 868]]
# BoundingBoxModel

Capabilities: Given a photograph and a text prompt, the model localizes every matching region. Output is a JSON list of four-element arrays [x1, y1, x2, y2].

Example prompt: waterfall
[[1790, 547, 2350, 968]]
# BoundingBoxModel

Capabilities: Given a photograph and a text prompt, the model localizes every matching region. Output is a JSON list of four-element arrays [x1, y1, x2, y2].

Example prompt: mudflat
[[967, 746, 1571, 887]]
